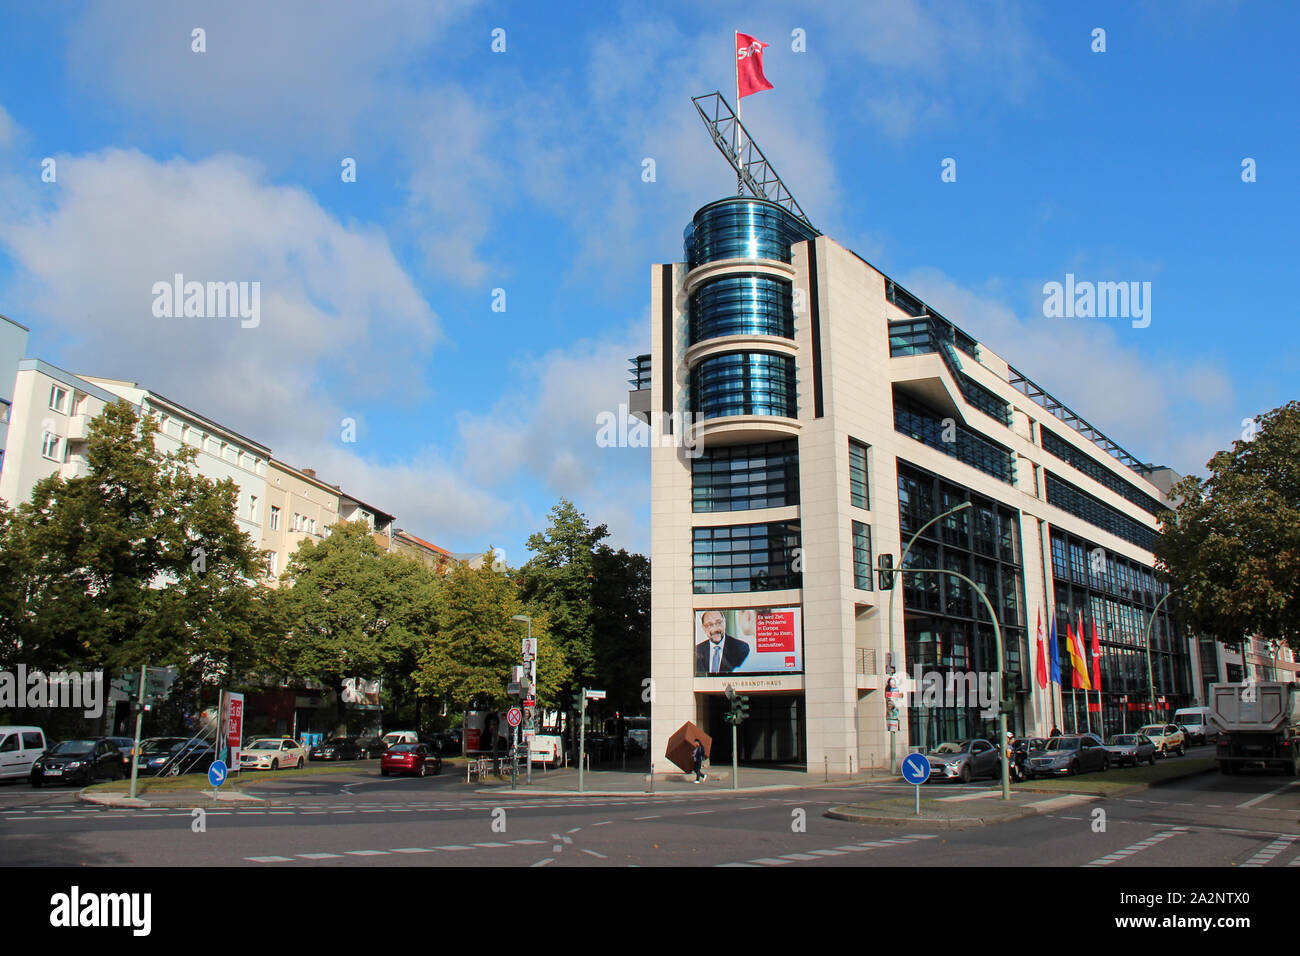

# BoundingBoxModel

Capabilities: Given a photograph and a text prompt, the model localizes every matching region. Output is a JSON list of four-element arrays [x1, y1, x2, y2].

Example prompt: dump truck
[[1208, 681, 1300, 775]]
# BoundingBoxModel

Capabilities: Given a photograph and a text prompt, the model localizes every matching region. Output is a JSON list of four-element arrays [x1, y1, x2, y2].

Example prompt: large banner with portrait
[[694, 607, 803, 676], [463, 710, 511, 754]]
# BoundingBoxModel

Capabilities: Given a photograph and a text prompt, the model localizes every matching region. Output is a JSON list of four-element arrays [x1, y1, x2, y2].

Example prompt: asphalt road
[[2, 753, 1297, 868]]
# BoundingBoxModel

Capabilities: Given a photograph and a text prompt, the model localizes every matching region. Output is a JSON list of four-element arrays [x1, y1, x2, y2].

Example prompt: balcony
[[66, 414, 91, 441]]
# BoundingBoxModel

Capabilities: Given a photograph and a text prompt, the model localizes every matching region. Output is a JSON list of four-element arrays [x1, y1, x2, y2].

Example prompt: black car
[[137, 738, 216, 776], [310, 735, 387, 761], [31, 738, 126, 787], [429, 731, 462, 756]]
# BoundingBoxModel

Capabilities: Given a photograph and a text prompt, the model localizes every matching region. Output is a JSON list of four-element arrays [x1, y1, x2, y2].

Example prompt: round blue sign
[[208, 760, 228, 789], [901, 752, 931, 785]]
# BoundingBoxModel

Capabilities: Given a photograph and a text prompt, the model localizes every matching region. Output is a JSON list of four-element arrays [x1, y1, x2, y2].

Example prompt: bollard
[[824, 754, 829, 782]]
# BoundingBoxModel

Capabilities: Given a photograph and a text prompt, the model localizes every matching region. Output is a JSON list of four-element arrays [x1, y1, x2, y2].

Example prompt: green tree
[[7, 400, 263, 676], [413, 555, 569, 711], [272, 521, 438, 734], [518, 499, 607, 695], [1156, 401, 1300, 652], [591, 545, 650, 716]]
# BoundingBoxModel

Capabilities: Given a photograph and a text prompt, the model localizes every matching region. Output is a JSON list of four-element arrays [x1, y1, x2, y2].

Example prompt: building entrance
[[704, 692, 805, 765]]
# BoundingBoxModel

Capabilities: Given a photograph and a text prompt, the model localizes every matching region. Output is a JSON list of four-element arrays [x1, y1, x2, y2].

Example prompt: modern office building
[[635, 196, 1194, 774]]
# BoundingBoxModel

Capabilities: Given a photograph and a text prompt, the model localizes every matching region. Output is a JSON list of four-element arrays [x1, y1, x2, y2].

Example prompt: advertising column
[[217, 691, 245, 773]]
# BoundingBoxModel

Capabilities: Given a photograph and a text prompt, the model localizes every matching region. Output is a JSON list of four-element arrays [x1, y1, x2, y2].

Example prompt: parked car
[[1105, 733, 1157, 767], [1027, 734, 1109, 777], [380, 743, 441, 777], [429, 732, 462, 757], [382, 731, 419, 748], [1139, 723, 1186, 757], [138, 738, 216, 777], [30, 738, 126, 787], [0, 726, 47, 781], [355, 735, 387, 758], [924, 739, 1001, 783], [310, 736, 363, 761], [1174, 706, 1213, 745], [240, 737, 308, 771]]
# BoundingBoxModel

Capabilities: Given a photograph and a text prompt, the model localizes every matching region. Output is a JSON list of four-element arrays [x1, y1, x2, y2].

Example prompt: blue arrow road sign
[[208, 760, 228, 789], [901, 752, 930, 785]]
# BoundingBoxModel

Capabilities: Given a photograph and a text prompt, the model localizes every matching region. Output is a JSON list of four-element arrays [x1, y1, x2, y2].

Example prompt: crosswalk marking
[[1241, 836, 1295, 868]]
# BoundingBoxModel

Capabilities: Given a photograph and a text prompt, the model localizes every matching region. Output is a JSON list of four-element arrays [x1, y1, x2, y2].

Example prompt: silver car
[[925, 739, 1001, 783], [1105, 733, 1157, 767]]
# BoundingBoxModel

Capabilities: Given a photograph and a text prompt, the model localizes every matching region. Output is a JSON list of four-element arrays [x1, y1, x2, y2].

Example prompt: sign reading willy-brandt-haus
[[694, 607, 803, 677]]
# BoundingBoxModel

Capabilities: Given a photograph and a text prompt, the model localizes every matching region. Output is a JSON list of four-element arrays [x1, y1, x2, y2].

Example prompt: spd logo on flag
[[736, 32, 773, 98]]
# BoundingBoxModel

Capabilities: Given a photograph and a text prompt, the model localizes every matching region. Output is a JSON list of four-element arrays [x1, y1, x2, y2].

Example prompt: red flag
[[736, 33, 774, 98], [1035, 609, 1048, 689], [1090, 619, 1102, 691], [1067, 618, 1090, 690]]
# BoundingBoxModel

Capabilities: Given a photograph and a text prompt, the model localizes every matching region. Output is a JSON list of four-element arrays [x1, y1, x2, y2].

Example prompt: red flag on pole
[[1090, 619, 1102, 693], [736, 33, 773, 98], [1035, 609, 1048, 689]]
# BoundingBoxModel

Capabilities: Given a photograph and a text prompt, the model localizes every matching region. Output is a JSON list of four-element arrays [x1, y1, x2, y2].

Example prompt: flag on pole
[[1049, 616, 1061, 684], [1089, 619, 1102, 692], [1035, 609, 1048, 689], [1067, 617, 1092, 691], [736, 33, 774, 97]]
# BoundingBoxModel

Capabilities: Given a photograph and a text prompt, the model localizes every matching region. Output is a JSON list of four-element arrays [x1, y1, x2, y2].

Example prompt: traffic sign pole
[[900, 752, 930, 816]]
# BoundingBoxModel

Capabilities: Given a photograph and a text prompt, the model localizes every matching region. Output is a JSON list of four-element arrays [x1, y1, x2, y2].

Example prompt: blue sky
[[0, 1, 1294, 562]]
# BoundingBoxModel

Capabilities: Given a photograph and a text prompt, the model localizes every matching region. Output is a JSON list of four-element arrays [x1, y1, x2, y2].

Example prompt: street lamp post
[[511, 614, 533, 785], [888, 501, 973, 775], [1143, 592, 1172, 719]]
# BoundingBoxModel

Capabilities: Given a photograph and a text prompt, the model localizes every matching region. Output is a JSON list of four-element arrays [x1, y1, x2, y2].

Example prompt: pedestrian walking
[[692, 738, 707, 783]]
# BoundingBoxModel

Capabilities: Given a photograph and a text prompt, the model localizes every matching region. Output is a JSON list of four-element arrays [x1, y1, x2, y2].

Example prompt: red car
[[380, 743, 441, 777]]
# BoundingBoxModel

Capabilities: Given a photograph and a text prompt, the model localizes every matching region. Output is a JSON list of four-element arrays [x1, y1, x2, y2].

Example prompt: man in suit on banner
[[695, 610, 751, 675]]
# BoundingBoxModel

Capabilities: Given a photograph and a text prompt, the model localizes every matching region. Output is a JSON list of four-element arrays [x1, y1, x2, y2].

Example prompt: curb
[[825, 805, 1039, 828], [472, 783, 814, 798], [79, 789, 271, 809]]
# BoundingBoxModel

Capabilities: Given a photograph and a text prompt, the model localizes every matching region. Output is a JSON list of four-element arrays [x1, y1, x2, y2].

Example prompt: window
[[248, 495, 258, 522], [22, 732, 43, 749], [1045, 472, 1157, 551], [48, 384, 68, 413], [1041, 427, 1165, 517], [266, 551, 278, 576], [689, 274, 795, 345], [852, 521, 873, 591], [692, 439, 799, 512], [270, 506, 280, 531], [892, 389, 1015, 484], [40, 432, 63, 461], [0, 400, 10, 425], [690, 351, 798, 421], [849, 440, 869, 509], [692, 521, 802, 594]]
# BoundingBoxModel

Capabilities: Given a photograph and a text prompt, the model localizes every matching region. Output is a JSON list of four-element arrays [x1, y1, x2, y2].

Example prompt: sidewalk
[[80, 788, 269, 809], [473, 763, 895, 797]]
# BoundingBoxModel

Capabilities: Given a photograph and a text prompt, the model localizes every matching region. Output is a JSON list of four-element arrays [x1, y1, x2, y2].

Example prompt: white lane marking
[[298, 853, 343, 860], [246, 856, 294, 862], [779, 853, 818, 861], [344, 850, 390, 856], [531, 858, 554, 867], [593, 821, 611, 827], [511, 839, 546, 845], [634, 815, 660, 821], [1083, 829, 1186, 867], [434, 845, 472, 851], [391, 848, 434, 854], [1238, 780, 1300, 809], [1241, 836, 1296, 868], [749, 858, 794, 866], [581, 849, 608, 859]]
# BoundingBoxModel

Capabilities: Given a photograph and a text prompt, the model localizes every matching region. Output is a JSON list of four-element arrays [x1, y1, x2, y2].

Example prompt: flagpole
[[735, 30, 744, 195]]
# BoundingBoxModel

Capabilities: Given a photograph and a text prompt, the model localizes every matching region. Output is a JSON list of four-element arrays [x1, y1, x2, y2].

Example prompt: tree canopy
[[1156, 401, 1300, 652]]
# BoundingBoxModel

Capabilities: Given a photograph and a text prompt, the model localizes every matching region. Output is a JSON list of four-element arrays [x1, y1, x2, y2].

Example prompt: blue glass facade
[[684, 198, 818, 269], [691, 352, 797, 420], [689, 274, 793, 344]]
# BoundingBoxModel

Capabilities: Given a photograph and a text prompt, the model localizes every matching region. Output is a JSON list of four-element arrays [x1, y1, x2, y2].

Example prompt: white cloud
[[0, 146, 438, 458], [896, 266, 1233, 477]]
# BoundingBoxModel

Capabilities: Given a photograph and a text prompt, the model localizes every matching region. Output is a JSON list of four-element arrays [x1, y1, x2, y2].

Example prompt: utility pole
[[127, 664, 146, 800]]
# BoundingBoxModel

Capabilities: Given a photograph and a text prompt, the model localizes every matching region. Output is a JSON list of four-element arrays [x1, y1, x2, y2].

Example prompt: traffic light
[[733, 694, 750, 724], [877, 553, 895, 590]]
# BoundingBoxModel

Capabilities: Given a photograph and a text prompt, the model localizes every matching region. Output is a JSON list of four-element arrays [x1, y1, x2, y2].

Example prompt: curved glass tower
[[683, 198, 816, 427]]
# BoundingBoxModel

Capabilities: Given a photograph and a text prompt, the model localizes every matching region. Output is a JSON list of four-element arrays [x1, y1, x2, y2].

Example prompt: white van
[[0, 727, 48, 780], [1173, 706, 1213, 745], [382, 731, 418, 748]]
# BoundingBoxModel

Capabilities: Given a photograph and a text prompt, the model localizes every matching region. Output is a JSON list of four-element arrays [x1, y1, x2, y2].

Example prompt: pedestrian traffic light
[[877, 553, 895, 590]]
